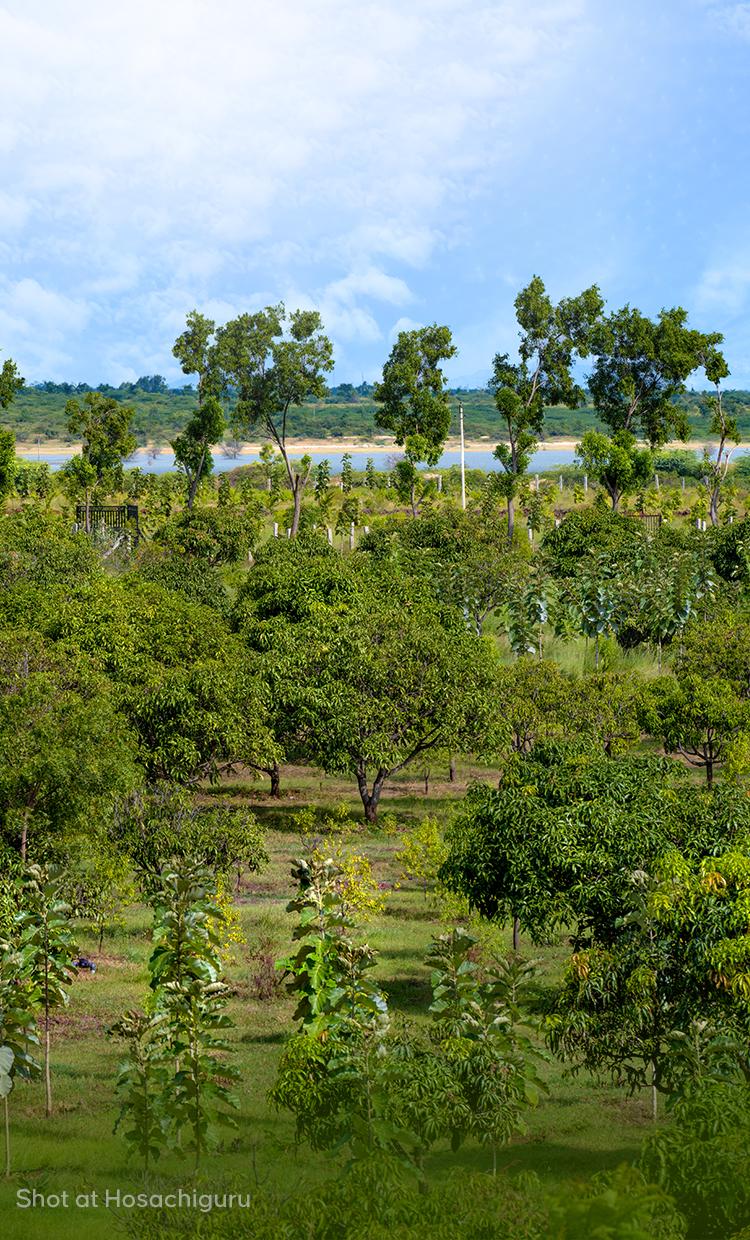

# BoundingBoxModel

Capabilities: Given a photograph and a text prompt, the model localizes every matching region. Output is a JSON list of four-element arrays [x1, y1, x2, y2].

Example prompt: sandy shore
[[14, 435, 718, 457]]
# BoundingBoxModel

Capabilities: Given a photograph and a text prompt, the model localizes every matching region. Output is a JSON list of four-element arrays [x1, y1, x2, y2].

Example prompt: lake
[[17, 447, 583, 475]]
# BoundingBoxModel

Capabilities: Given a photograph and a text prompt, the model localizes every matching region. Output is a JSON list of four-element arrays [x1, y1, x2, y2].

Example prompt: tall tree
[[587, 305, 726, 448], [373, 324, 457, 518], [62, 393, 136, 534], [0, 351, 24, 411], [0, 349, 23, 503], [171, 312, 226, 511], [490, 277, 604, 547], [215, 305, 334, 536], [697, 347, 736, 526]]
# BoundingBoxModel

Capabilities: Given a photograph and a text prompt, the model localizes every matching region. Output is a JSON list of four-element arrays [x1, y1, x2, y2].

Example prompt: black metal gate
[[75, 504, 141, 545]]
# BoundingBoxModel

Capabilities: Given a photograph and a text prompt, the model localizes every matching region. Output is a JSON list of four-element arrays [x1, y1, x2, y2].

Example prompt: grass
[[0, 768, 661, 1240]]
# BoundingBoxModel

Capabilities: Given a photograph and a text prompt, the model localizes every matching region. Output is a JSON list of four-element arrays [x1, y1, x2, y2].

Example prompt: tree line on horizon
[[0, 274, 743, 544]]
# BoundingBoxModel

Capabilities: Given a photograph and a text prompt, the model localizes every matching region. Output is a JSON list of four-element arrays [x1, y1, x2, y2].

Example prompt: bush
[[541, 509, 646, 578], [639, 1079, 750, 1238], [114, 1159, 682, 1240]]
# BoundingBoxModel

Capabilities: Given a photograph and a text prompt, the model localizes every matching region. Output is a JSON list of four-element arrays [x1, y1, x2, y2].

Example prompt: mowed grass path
[[0, 763, 652, 1239]]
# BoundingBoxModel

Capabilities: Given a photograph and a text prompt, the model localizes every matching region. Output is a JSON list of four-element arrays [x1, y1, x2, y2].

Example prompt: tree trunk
[[356, 764, 388, 825], [449, 756, 456, 782], [507, 496, 515, 551], [45, 952, 52, 1118], [290, 459, 313, 536], [512, 916, 520, 952], [187, 450, 207, 512], [269, 764, 281, 798], [706, 758, 713, 787], [20, 805, 30, 862]]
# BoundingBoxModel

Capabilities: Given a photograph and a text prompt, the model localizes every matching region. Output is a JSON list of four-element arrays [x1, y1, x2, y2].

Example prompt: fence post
[[349, 523, 355, 551], [273, 522, 278, 537], [559, 475, 563, 491], [584, 475, 587, 493]]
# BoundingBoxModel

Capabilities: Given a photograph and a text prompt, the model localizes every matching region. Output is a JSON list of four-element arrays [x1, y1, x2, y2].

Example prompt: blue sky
[[1, 0, 749, 388]]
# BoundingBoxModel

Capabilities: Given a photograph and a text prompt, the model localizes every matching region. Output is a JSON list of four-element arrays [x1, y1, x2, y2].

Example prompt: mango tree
[[296, 585, 506, 823]]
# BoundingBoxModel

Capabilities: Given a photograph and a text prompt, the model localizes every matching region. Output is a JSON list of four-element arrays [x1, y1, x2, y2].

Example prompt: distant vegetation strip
[[5, 377, 746, 449]]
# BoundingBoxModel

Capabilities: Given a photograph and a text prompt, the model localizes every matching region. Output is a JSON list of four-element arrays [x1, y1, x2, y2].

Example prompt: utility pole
[[460, 401, 466, 510]]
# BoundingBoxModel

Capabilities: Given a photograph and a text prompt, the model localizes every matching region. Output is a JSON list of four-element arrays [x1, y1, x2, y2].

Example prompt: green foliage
[[294, 581, 506, 822], [547, 844, 750, 1105], [170, 312, 227, 511], [0, 351, 24, 410], [0, 506, 101, 592], [62, 392, 137, 530], [587, 304, 725, 448], [153, 504, 262, 566], [131, 542, 231, 616], [66, 850, 136, 952], [109, 1010, 174, 1174], [275, 855, 388, 1034], [0, 934, 42, 1174], [272, 872, 547, 1191], [394, 816, 448, 900], [439, 746, 750, 947], [490, 276, 603, 544], [639, 1077, 750, 1237], [0, 631, 138, 860], [575, 429, 654, 511], [216, 304, 334, 535], [641, 673, 750, 784], [15, 863, 77, 1117], [110, 784, 268, 890], [110, 859, 241, 1170], [171, 396, 226, 511], [30, 577, 275, 785], [0, 432, 17, 504], [374, 324, 457, 469], [541, 507, 645, 578]]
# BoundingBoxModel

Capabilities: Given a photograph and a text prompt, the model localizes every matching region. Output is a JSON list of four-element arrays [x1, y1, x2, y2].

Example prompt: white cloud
[[0, 0, 593, 377], [325, 269, 413, 308], [388, 317, 425, 343], [706, 3, 750, 36], [693, 255, 750, 315]]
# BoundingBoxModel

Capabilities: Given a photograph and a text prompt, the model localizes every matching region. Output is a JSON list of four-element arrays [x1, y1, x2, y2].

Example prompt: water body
[[17, 447, 582, 475], [17, 444, 747, 476]]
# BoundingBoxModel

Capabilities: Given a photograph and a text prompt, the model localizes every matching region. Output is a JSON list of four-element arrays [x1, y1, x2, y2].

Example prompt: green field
[[0, 762, 659, 1240]]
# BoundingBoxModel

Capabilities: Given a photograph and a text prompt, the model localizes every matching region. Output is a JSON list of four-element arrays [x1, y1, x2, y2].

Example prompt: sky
[[1, 0, 749, 388]]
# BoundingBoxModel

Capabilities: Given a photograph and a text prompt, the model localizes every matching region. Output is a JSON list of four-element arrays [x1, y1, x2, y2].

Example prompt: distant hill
[[4, 379, 748, 448]]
